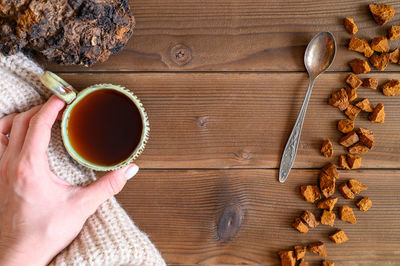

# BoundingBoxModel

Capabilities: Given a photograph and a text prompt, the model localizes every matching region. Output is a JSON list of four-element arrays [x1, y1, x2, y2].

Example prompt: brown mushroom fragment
[[389, 26, 400, 40], [329, 88, 349, 111], [356, 197, 372, 211], [355, 99, 373, 112], [322, 261, 335, 266], [320, 210, 336, 226], [347, 154, 362, 169], [357, 128, 375, 149], [370, 36, 389, 53], [346, 74, 362, 89], [348, 143, 369, 155], [308, 241, 327, 257], [339, 155, 350, 170], [339, 183, 355, 199], [345, 104, 361, 120], [329, 229, 349, 244], [301, 185, 322, 203], [339, 132, 359, 148], [293, 218, 309, 233], [369, 103, 385, 123], [362, 78, 378, 90], [322, 163, 339, 179], [0, 0, 135, 66], [301, 210, 320, 228], [278, 250, 296, 266], [317, 197, 338, 211], [344, 18, 358, 35], [339, 206, 357, 224], [338, 119, 354, 133], [345, 87, 358, 102], [294, 245, 307, 261], [348, 179, 368, 194], [321, 140, 333, 158], [369, 53, 390, 71], [348, 37, 374, 57], [381, 79, 400, 96], [320, 171, 335, 198], [349, 59, 371, 74], [369, 4, 395, 25], [389, 49, 400, 63]]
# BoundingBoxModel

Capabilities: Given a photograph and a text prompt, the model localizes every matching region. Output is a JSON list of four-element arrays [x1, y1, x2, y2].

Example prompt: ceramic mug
[[40, 71, 150, 171]]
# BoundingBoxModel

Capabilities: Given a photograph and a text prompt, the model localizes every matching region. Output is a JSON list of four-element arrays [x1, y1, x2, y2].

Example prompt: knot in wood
[[234, 150, 252, 161], [170, 43, 192, 66], [217, 203, 244, 241], [195, 116, 209, 127]]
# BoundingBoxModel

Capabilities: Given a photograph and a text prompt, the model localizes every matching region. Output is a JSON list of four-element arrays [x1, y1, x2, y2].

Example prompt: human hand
[[0, 96, 139, 266]]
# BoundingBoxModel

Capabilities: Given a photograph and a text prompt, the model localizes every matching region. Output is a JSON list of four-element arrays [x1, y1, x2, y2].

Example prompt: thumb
[[79, 164, 139, 213]]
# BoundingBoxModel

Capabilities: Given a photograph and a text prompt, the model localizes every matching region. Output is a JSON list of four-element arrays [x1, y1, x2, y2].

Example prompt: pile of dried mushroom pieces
[[278, 3, 399, 266]]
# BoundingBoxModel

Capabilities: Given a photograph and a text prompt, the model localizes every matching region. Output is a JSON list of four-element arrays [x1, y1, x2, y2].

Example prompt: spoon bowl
[[304, 32, 336, 79], [279, 32, 336, 183]]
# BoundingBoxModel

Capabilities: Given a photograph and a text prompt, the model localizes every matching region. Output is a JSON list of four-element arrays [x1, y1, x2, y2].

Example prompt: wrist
[[0, 239, 50, 266]]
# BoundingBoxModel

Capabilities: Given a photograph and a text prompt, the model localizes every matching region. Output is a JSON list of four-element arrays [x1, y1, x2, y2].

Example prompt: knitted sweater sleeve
[[0, 53, 165, 266]]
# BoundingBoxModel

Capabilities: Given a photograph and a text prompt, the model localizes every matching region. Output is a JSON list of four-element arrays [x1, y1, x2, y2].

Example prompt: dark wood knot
[[234, 150, 252, 161], [170, 43, 192, 66], [217, 203, 244, 241], [195, 116, 209, 127]]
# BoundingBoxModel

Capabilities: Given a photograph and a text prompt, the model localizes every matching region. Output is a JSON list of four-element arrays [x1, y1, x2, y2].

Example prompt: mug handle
[[40, 71, 77, 104]]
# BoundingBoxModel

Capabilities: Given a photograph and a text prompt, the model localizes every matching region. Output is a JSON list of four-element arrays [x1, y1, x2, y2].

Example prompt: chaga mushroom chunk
[[317, 197, 338, 211], [344, 18, 358, 35], [357, 197, 372, 211], [278, 250, 296, 266], [357, 128, 375, 149], [369, 4, 395, 25], [381, 79, 400, 96], [321, 139, 333, 158], [346, 73, 362, 89], [370, 53, 390, 71], [389, 26, 400, 40], [300, 185, 321, 203], [0, 0, 135, 66], [349, 59, 371, 74], [329, 229, 349, 244], [301, 210, 320, 228], [329, 88, 349, 111], [308, 241, 327, 257], [369, 103, 385, 123], [362, 78, 378, 90], [370, 36, 389, 53]]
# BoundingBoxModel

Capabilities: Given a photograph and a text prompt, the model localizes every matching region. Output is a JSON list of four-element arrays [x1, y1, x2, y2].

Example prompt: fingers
[[79, 164, 139, 214], [6, 106, 42, 155], [0, 134, 8, 158], [0, 113, 16, 135], [22, 96, 65, 155]]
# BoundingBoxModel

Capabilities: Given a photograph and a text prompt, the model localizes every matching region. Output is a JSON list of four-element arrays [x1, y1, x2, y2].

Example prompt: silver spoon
[[279, 32, 336, 183]]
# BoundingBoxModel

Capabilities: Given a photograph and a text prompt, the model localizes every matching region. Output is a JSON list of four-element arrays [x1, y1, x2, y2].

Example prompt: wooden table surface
[[47, 1, 400, 265]]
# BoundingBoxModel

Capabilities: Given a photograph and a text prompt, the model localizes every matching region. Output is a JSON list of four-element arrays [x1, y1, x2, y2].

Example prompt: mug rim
[[61, 84, 150, 171]]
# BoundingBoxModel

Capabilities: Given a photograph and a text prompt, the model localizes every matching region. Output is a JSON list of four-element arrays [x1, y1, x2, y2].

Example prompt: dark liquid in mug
[[67, 89, 143, 166]]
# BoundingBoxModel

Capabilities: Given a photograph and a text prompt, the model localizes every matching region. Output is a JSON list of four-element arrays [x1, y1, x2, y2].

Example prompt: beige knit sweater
[[0, 53, 165, 266]]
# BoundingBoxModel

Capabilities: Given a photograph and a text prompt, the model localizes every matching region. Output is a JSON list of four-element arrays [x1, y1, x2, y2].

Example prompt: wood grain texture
[[58, 72, 400, 169], [116, 169, 400, 265], [44, 0, 400, 72]]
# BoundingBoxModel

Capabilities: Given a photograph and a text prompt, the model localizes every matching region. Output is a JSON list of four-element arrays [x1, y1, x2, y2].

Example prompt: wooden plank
[[116, 169, 400, 265], [44, 0, 400, 72], [58, 72, 400, 169]]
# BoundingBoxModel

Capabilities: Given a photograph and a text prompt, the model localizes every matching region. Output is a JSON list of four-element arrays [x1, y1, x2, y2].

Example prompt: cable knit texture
[[0, 53, 165, 266]]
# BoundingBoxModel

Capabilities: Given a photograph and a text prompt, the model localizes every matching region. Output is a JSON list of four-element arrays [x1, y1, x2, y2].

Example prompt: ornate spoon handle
[[279, 78, 315, 183]]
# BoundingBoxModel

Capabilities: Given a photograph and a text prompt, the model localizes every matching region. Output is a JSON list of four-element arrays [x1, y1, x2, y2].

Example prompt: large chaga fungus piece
[[0, 0, 135, 66]]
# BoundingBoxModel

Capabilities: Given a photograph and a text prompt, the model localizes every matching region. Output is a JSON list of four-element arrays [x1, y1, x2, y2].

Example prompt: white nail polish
[[125, 165, 139, 180]]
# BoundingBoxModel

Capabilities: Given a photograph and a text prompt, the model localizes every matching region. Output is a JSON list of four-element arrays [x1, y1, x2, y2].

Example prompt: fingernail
[[125, 164, 139, 180]]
